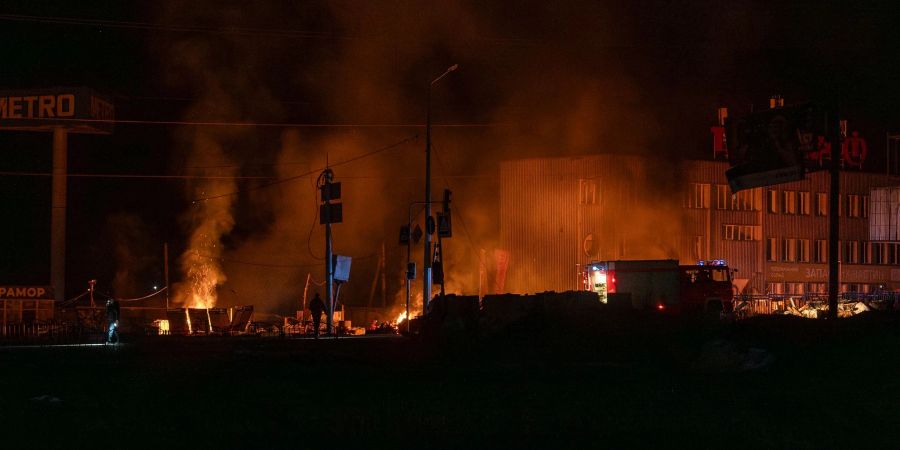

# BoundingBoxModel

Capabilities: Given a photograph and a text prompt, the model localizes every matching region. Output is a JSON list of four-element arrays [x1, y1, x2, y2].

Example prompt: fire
[[395, 310, 408, 324], [181, 247, 221, 309]]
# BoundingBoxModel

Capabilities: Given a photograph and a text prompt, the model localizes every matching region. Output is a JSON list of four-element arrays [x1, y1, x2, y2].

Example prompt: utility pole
[[423, 64, 458, 315], [164, 243, 170, 309], [827, 107, 842, 320], [323, 168, 335, 335], [319, 167, 342, 334]]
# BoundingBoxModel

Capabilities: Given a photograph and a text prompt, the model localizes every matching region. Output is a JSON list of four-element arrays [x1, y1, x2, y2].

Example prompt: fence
[[0, 320, 101, 345]]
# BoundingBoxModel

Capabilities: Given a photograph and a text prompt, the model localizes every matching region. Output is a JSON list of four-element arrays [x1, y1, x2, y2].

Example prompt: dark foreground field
[[3, 312, 900, 449]]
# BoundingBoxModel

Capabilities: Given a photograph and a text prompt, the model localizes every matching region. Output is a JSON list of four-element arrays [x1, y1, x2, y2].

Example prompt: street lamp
[[424, 63, 458, 317]]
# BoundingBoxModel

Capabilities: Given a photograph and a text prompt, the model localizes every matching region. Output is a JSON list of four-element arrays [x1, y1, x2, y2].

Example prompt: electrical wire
[[58, 290, 90, 306], [111, 287, 168, 302], [0, 13, 348, 39], [0, 115, 496, 128], [192, 252, 325, 269], [306, 173, 326, 261], [432, 141, 480, 251], [0, 171, 277, 180], [0, 13, 543, 45], [193, 134, 417, 201]]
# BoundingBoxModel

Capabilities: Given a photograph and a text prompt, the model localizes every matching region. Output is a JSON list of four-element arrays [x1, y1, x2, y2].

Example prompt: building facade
[[499, 155, 900, 294]]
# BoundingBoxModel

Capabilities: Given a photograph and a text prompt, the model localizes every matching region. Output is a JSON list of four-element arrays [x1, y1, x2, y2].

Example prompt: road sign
[[412, 224, 423, 244]]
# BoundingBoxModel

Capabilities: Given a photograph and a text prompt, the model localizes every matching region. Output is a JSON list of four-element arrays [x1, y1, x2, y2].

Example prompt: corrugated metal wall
[[500, 155, 681, 293]]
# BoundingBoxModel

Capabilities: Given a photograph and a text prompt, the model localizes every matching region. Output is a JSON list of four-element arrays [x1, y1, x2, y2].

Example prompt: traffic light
[[432, 260, 443, 285], [442, 188, 451, 214], [437, 212, 451, 238]]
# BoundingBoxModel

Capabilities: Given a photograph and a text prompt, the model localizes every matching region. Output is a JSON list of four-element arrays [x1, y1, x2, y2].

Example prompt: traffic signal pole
[[828, 110, 841, 320], [322, 168, 335, 335]]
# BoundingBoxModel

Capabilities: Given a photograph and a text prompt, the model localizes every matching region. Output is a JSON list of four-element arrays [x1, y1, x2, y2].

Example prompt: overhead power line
[[7, 116, 496, 128], [0, 13, 541, 45], [193, 134, 418, 201], [0, 171, 277, 180], [0, 13, 346, 40]]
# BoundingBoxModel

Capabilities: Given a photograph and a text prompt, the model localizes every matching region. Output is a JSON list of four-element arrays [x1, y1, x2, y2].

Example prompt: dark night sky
[[1, 1, 899, 303]]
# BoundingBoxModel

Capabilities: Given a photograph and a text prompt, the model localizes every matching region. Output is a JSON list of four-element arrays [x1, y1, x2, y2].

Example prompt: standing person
[[308, 293, 326, 338], [106, 298, 120, 344]]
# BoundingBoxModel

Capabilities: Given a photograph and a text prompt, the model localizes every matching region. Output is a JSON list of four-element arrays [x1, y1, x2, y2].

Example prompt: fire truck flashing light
[[697, 259, 727, 266]]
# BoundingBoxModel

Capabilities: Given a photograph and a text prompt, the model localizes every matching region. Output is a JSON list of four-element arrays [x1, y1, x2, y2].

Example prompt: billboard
[[0, 87, 114, 134], [725, 104, 830, 192]]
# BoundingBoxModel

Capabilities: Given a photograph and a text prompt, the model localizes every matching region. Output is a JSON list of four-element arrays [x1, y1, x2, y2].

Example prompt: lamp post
[[424, 63, 458, 316]]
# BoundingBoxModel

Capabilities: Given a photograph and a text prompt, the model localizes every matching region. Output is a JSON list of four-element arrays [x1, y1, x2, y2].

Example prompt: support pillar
[[51, 128, 68, 303]]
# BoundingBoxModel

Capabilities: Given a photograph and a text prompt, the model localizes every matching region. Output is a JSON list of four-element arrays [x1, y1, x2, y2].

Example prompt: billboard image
[[725, 104, 829, 192]]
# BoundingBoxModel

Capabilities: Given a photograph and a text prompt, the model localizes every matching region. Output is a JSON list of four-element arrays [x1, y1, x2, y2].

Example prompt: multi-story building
[[499, 154, 900, 295]]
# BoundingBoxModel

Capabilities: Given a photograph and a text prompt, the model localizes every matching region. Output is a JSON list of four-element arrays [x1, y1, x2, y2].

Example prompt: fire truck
[[583, 259, 734, 315]]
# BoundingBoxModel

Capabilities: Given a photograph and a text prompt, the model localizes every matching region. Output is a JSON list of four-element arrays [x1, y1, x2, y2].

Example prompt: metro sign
[[0, 87, 114, 134]]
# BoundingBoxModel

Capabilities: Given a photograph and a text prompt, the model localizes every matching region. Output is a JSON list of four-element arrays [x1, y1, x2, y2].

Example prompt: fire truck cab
[[583, 259, 734, 315]]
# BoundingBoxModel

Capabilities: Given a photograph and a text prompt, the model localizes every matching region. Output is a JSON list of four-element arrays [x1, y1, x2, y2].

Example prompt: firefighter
[[106, 297, 120, 344], [308, 293, 326, 338]]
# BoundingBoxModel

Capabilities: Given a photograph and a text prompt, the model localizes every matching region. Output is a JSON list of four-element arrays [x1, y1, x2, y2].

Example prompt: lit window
[[685, 183, 710, 209], [782, 238, 797, 261], [799, 239, 810, 262], [814, 239, 828, 263], [816, 193, 827, 216], [716, 185, 729, 210], [848, 194, 861, 218], [782, 191, 797, 214], [767, 238, 777, 261], [798, 192, 811, 215], [579, 179, 597, 205], [768, 190, 778, 214], [723, 225, 760, 241]]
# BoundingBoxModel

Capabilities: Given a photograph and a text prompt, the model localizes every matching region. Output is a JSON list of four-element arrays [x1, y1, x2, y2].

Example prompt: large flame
[[174, 134, 236, 310]]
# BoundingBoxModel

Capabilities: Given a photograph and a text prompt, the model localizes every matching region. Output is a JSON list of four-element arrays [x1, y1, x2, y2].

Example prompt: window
[[715, 186, 761, 211], [814, 239, 828, 263], [816, 193, 828, 216], [685, 183, 710, 209], [807, 283, 827, 294], [861, 242, 871, 264], [782, 191, 797, 214], [848, 194, 861, 218], [767, 238, 778, 261], [863, 195, 869, 218], [691, 236, 702, 260], [723, 224, 761, 241], [768, 190, 778, 213], [798, 191, 811, 215], [843, 241, 859, 263], [872, 243, 883, 264], [734, 188, 761, 211], [579, 179, 597, 204], [782, 238, 798, 262], [799, 239, 811, 262], [716, 185, 729, 210], [785, 283, 805, 295]]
